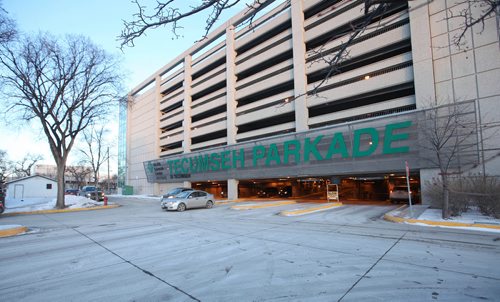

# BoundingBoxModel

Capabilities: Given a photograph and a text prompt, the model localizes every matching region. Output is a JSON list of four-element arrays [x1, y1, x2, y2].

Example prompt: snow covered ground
[[388, 204, 500, 233], [415, 207, 500, 233], [418, 207, 500, 225], [0, 224, 24, 230], [3, 195, 109, 214], [108, 194, 160, 201], [2, 194, 499, 234]]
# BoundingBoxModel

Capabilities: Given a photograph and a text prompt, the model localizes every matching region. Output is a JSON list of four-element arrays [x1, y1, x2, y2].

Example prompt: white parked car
[[161, 190, 215, 212], [389, 186, 419, 204]]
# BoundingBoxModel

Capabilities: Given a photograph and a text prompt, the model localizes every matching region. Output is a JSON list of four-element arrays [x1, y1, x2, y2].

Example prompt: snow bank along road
[[1, 197, 499, 301]]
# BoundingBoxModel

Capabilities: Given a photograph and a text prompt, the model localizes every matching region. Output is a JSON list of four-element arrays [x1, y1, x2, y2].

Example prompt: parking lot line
[[231, 200, 297, 210], [280, 202, 343, 216]]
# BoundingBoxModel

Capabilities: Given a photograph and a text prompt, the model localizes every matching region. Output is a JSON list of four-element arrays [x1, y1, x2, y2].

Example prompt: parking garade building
[[120, 0, 500, 203]]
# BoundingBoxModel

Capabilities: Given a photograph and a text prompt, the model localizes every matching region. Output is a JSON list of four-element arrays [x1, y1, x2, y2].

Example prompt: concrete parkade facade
[[121, 0, 500, 201]]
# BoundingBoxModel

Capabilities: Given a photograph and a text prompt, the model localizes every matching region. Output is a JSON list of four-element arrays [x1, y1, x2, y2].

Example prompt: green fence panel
[[122, 185, 133, 195]]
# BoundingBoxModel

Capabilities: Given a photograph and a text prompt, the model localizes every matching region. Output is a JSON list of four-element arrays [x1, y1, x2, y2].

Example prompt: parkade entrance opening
[[192, 173, 420, 202]]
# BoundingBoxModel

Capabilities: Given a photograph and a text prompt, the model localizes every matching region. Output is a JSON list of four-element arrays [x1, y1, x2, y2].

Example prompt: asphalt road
[[1, 197, 499, 301]]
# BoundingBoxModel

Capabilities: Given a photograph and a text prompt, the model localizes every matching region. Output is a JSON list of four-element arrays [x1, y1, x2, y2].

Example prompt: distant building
[[33, 164, 58, 179], [34, 164, 116, 192], [34, 164, 91, 189]]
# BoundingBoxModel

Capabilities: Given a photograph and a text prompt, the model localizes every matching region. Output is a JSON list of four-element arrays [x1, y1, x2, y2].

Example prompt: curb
[[0, 225, 28, 238], [215, 200, 244, 205], [280, 202, 343, 216], [383, 207, 500, 230], [2, 204, 120, 216], [231, 200, 297, 210]]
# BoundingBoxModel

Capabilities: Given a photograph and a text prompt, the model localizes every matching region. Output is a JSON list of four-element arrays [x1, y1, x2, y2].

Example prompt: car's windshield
[[167, 188, 183, 195], [176, 191, 192, 198]]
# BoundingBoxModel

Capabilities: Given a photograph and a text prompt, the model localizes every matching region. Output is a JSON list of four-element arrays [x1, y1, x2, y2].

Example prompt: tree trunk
[[442, 175, 450, 219], [56, 164, 66, 209], [94, 172, 99, 189]]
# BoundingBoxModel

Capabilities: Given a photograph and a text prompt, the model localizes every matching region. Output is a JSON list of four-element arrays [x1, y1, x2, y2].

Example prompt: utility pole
[[107, 146, 110, 194]]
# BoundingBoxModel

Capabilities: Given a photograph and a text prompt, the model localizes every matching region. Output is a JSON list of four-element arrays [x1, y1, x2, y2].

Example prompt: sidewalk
[[384, 204, 500, 232]]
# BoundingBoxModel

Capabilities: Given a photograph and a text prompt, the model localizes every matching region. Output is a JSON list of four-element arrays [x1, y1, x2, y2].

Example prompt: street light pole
[[107, 146, 110, 194]]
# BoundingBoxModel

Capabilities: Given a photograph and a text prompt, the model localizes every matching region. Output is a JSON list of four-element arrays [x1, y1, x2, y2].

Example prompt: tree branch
[[118, 0, 275, 49]]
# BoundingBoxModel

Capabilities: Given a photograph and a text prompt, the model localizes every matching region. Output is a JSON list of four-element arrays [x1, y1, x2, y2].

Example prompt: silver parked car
[[161, 187, 193, 200], [161, 190, 215, 212]]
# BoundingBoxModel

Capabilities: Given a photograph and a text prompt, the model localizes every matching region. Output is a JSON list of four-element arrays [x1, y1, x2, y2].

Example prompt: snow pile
[[66, 196, 104, 209], [4, 195, 108, 214], [108, 194, 160, 201], [0, 224, 24, 230]]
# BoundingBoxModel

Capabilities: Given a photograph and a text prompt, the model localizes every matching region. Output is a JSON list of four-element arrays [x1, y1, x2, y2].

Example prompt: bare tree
[[304, 0, 400, 98], [418, 101, 480, 219], [120, 1, 499, 98], [119, 1, 418, 107], [99, 173, 118, 194], [79, 124, 111, 190], [12, 153, 43, 177], [66, 164, 92, 189], [0, 2, 17, 45], [0, 34, 122, 208], [448, 0, 500, 47], [119, 0, 275, 48], [0, 149, 13, 183]]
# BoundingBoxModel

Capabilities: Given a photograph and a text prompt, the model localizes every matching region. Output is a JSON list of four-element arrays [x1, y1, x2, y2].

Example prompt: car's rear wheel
[[177, 203, 186, 212], [206, 200, 213, 209]]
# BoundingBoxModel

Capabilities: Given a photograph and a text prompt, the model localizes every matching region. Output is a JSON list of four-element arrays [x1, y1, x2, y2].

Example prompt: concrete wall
[[127, 86, 159, 195], [429, 0, 500, 177], [413, 0, 500, 203]]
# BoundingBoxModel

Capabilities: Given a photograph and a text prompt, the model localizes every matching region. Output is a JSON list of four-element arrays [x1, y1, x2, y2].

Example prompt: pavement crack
[[60, 221, 201, 302], [337, 231, 408, 302], [141, 269, 155, 277]]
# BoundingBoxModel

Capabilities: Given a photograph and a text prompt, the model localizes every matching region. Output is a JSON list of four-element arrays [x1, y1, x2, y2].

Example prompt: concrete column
[[183, 181, 192, 188], [226, 25, 238, 144], [226, 28, 238, 200], [183, 55, 193, 153], [227, 179, 239, 200], [291, 0, 309, 132], [409, 0, 436, 107], [409, 0, 437, 201], [154, 75, 161, 195], [125, 93, 132, 191]]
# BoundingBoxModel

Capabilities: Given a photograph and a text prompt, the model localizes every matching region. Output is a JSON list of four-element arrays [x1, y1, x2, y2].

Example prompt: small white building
[[6, 175, 58, 202]]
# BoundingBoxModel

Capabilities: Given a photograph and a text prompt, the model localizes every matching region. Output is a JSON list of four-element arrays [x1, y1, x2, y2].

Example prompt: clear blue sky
[[0, 0, 249, 170], [3, 0, 248, 89]]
